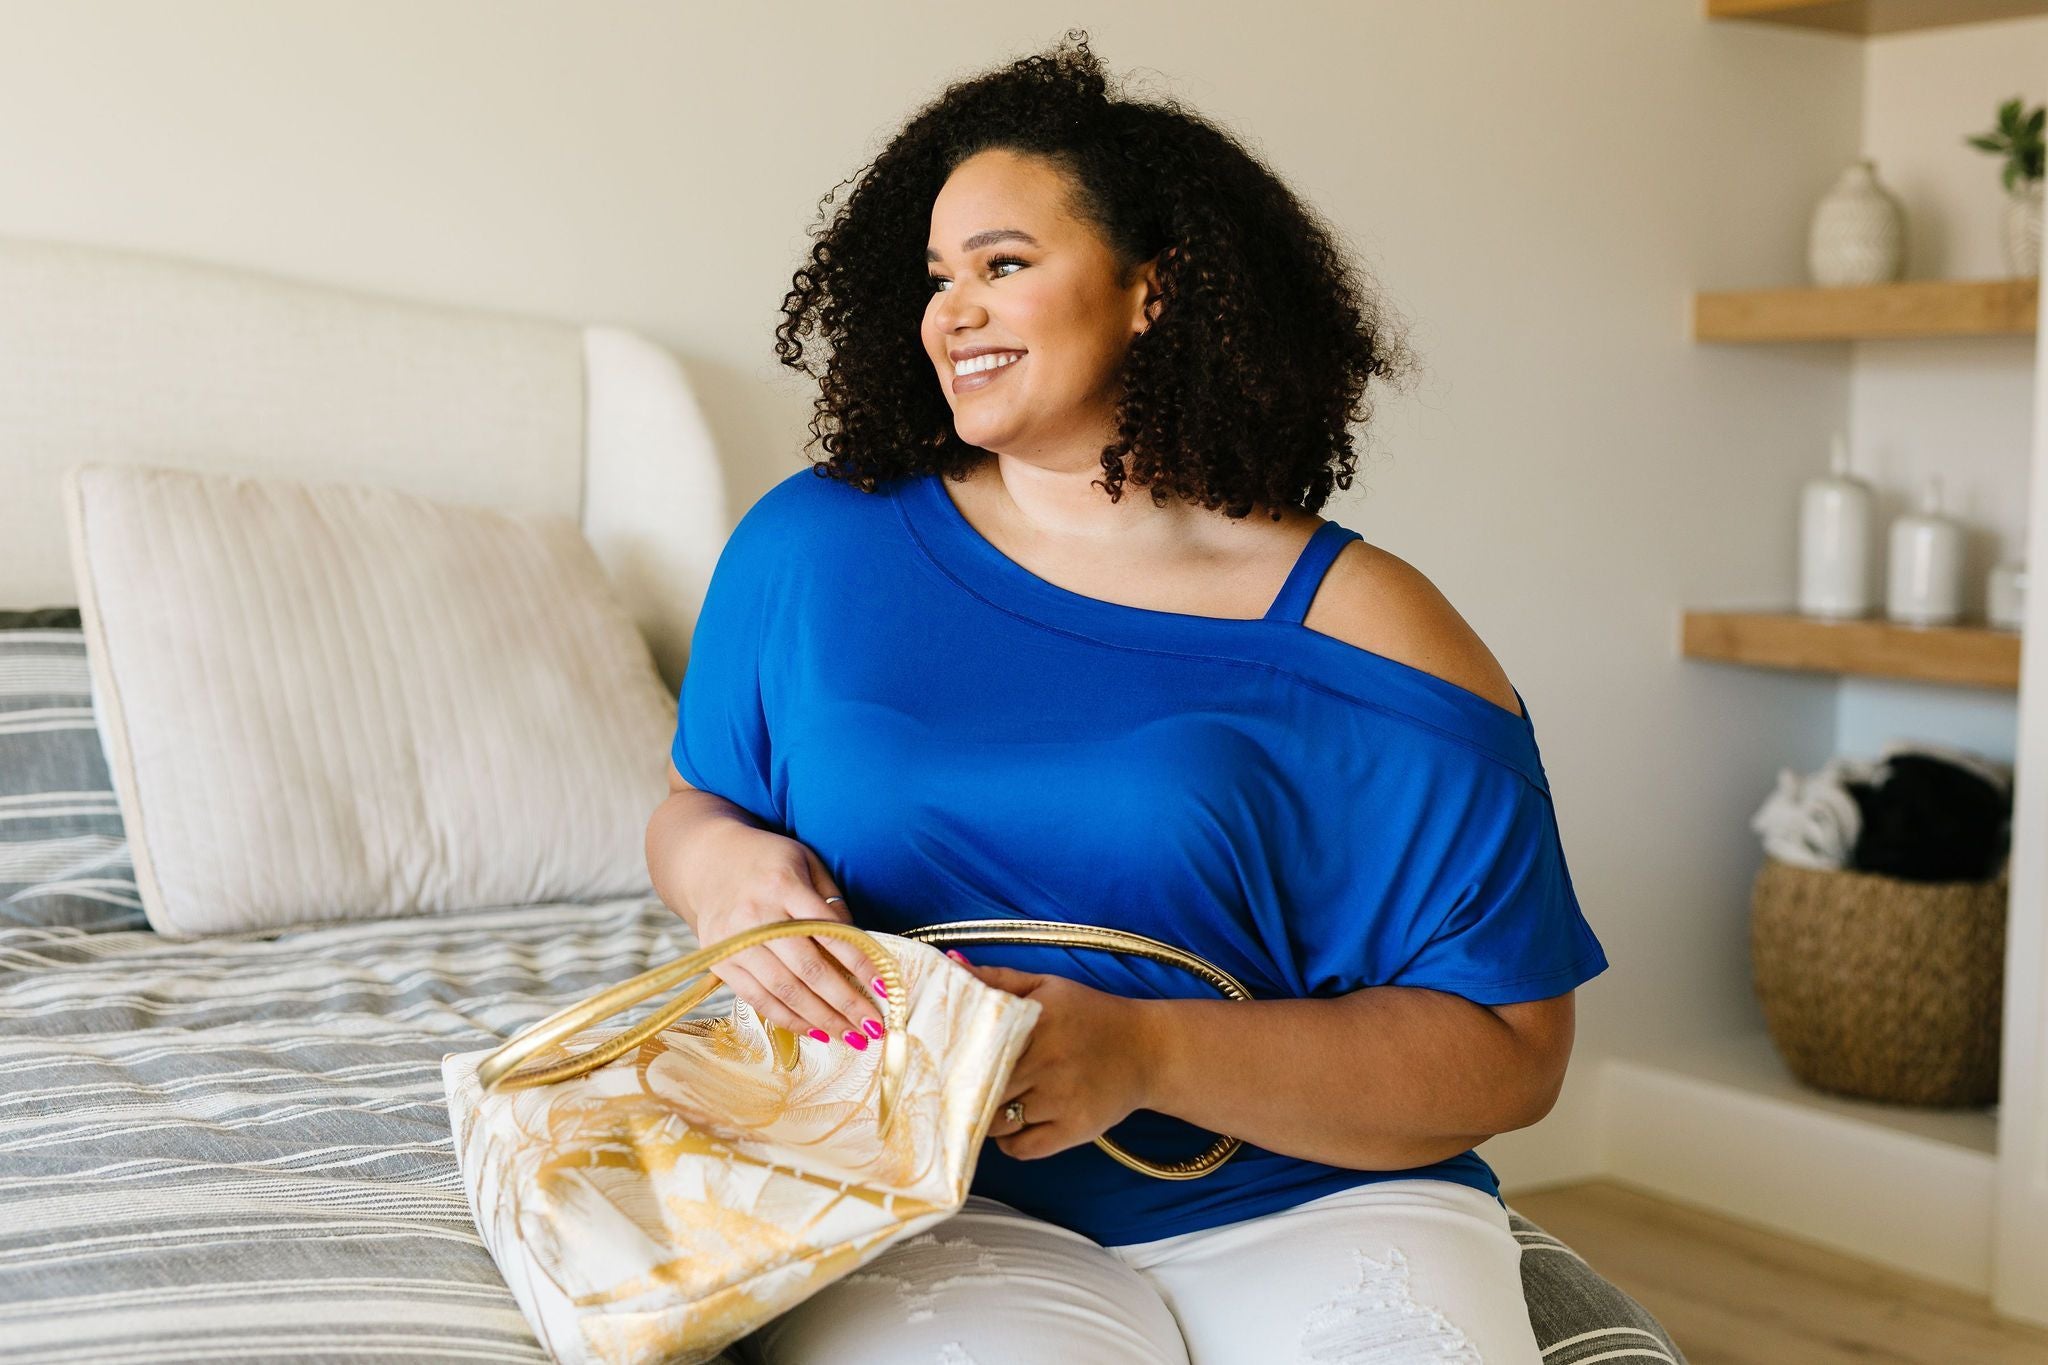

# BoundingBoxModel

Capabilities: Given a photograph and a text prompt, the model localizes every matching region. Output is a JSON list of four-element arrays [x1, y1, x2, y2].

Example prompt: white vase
[[1886, 475, 1966, 627], [1988, 560, 2027, 631], [1808, 159, 1906, 287], [2003, 181, 2042, 278], [1798, 433, 1875, 619]]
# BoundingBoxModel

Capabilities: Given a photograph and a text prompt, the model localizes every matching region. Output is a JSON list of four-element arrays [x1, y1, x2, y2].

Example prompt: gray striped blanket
[[0, 897, 744, 1363], [0, 900, 1687, 1365], [0, 625, 145, 936]]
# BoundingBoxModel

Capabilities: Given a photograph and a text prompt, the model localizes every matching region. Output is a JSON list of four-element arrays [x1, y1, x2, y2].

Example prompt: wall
[[0, 0, 1875, 1192]]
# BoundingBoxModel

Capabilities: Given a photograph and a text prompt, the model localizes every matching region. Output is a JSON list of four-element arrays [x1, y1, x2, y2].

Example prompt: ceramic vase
[[2004, 181, 2042, 278], [1808, 159, 1906, 287], [1885, 475, 1966, 627], [1798, 433, 1875, 619]]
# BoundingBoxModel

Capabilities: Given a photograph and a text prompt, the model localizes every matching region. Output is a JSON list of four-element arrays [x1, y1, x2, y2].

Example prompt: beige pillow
[[63, 462, 678, 937]]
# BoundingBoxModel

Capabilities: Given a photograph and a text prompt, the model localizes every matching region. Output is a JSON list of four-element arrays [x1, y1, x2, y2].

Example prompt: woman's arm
[[967, 967, 1574, 1170], [1127, 986, 1575, 1171]]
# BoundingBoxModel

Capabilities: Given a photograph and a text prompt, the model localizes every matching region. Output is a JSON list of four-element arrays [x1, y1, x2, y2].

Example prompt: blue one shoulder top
[[670, 464, 1610, 1247]]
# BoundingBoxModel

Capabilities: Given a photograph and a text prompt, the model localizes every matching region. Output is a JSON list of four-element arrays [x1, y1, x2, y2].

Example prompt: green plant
[[1967, 97, 2045, 193]]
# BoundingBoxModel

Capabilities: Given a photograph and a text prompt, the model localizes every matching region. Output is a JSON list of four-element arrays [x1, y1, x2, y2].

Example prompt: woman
[[648, 31, 1608, 1365]]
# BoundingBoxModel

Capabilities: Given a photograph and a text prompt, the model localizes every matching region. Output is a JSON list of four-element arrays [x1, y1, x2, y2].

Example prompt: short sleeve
[[1387, 777, 1609, 1006], [669, 504, 782, 830]]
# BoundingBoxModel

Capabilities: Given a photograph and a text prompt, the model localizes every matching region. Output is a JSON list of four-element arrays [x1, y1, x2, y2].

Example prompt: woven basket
[[1749, 855, 2007, 1106]]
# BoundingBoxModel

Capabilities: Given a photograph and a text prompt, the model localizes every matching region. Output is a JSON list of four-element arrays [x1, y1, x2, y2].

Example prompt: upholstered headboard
[[0, 233, 729, 693]]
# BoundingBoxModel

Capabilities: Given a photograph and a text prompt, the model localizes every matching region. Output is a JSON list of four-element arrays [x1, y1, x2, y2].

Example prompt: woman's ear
[[1135, 247, 1175, 335]]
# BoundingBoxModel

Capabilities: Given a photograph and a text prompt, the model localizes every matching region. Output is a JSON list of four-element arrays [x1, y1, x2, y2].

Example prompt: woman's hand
[[684, 823, 889, 1051], [955, 959, 1158, 1162]]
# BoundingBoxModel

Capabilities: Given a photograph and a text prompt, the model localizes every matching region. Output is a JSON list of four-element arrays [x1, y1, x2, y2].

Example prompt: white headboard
[[0, 233, 730, 693]]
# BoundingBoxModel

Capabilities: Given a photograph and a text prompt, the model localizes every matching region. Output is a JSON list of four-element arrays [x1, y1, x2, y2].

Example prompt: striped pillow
[[0, 613, 145, 932]]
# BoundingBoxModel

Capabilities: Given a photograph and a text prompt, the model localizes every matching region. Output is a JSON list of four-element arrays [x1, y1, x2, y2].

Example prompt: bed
[[0, 233, 1686, 1364]]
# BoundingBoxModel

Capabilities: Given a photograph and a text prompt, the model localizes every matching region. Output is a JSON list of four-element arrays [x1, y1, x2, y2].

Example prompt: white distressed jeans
[[734, 1177, 1545, 1364]]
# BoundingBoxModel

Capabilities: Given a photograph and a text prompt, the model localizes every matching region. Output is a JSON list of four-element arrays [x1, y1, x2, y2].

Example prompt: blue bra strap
[[1263, 521, 1363, 625]]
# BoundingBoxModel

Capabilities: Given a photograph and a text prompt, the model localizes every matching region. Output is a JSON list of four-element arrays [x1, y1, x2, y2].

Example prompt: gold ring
[[1002, 1099, 1026, 1125]]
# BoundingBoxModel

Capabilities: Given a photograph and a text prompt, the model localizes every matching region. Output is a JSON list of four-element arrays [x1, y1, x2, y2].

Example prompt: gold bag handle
[[476, 920, 913, 1129], [473, 916, 1254, 1181], [901, 919, 1252, 1181]]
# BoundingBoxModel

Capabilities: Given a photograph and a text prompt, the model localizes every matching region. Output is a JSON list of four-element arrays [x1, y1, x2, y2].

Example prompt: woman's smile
[[952, 351, 1026, 395]]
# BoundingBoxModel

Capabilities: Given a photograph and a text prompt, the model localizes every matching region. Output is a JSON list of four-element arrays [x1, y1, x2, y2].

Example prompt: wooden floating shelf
[[1707, 0, 2048, 35], [1692, 277, 2039, 342], [1682, 611, 2021, 690]]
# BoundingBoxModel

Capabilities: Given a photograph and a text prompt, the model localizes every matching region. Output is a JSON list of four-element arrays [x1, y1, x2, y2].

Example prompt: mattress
[[0, 896, 744, 1364]]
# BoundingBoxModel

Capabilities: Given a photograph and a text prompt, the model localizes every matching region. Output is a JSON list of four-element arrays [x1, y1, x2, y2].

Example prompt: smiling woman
[[772, 30, 1415, 519], [662, 26, 1629, 1365]]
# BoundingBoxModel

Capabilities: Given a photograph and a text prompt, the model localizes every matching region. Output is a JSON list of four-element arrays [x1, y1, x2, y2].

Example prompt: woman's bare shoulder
[[1302, 540, 1524, 719]]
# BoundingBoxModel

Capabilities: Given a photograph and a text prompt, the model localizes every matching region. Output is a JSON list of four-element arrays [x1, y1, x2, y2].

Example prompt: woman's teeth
[[955, 351, 1024, 375]]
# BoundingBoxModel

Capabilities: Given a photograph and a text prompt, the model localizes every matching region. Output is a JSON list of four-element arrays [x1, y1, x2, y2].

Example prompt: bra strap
[[1263, 522, 1362, 624]]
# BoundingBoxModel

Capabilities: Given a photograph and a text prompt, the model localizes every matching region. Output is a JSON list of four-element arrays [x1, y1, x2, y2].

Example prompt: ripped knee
[[837, 1230, 1009, 1326], [1299, 1246, 1485, 1363]]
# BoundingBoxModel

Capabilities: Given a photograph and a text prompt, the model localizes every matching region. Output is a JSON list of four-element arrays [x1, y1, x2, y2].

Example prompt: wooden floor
[[1509, 1180, 2048, 1365]]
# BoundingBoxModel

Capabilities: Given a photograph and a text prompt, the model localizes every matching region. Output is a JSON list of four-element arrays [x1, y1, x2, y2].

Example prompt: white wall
[[0, 0, 1891, 1192]]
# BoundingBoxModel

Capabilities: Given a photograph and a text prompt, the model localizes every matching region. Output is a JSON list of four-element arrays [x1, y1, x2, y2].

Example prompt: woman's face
[[922, 148, 1161, 461]]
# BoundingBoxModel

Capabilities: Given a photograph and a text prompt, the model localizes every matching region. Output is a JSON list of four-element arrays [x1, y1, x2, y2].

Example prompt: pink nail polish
[[843, 1030, 869, 1051], [871, 976, 889, 999], [806, 1028, 831, 1043], [862, 1017, 885, 1039], [946, 949, 971, 965]]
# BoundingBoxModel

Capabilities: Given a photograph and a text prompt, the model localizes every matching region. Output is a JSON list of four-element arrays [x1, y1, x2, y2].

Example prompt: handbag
[[442, 916, 1253, 1365]]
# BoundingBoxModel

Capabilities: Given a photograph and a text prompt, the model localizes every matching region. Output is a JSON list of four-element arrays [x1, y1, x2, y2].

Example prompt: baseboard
[[1599, 1049, 1996, 1293]]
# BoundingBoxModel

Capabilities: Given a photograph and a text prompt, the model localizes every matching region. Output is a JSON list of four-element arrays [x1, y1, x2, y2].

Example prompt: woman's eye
[[927, 256, 1027, 293]]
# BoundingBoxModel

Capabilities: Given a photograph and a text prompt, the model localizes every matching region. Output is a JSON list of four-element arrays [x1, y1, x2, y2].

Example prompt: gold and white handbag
[[442, 917, 1252, 1365]]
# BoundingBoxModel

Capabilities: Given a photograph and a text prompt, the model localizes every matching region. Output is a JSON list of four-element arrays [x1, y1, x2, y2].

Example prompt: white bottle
[[1988, 560, 2027, 631], [1886, 475, 1966, 626], [1798, 433, 1875, 619]]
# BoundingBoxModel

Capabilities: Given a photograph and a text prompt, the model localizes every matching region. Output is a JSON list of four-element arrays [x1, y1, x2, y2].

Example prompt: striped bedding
[[0, 897, 744, 1364], [0, 903, 1685, 1365], [0, 624, 145, 935], [0, 885, 1688, 1365]]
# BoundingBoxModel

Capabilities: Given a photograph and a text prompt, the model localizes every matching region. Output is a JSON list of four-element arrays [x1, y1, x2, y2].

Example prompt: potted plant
[[1967, 96, 2044, 277]]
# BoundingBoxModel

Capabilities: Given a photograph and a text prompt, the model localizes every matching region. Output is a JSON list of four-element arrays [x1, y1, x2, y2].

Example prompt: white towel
[[1748, 756, 1879, 870]]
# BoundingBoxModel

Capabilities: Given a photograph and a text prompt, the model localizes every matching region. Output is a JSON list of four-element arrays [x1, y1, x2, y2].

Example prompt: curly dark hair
[[772, 29, 1417, 520]]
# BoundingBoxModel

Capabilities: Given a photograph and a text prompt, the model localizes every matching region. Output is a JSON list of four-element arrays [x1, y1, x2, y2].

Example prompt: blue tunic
[[669, 464, 1610, 1247]]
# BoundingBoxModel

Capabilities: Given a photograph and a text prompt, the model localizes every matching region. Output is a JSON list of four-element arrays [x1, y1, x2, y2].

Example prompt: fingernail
[[946, 949, 971, 965], [861, 1017, 885, 1039], [871, 976, 889, 999], [806, 1028, 831, 1043], [843, 1030, 869, 1051]]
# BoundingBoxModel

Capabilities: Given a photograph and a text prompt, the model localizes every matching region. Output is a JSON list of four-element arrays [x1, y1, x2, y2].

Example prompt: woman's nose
[[932, 285, 987, 331]]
